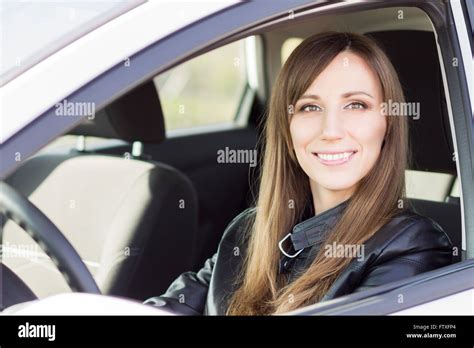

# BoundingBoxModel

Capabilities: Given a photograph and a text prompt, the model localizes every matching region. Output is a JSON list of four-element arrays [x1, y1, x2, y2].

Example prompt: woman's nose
[[320, 111, 345, 140]]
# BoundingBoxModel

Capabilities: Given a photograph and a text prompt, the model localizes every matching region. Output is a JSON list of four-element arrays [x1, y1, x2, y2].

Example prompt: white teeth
[[317, 152, 353, 161]]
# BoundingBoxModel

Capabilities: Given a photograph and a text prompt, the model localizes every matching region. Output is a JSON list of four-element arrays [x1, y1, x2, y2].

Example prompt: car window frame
[[0, 0, 472, 314], [289, 258, 474, 315]]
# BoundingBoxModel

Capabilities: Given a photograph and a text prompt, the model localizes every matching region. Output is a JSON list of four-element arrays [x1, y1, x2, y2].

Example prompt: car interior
[[1, 6, 463, 305]]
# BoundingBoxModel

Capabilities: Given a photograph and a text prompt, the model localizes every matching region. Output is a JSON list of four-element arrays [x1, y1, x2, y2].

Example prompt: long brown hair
[[226, 32, 410, 315]]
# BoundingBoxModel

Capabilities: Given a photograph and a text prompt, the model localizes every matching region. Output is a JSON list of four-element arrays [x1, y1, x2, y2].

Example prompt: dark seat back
[[409, 198, 462, 262]]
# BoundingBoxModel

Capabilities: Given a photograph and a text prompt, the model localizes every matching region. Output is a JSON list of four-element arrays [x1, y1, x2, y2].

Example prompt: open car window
[[0, 3, 472, 344]]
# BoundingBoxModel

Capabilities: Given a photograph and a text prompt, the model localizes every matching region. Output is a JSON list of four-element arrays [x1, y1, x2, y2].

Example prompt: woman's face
[[290, 51, 386, 201]]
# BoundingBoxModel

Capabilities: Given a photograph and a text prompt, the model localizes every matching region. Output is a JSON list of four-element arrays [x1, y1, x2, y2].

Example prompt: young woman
[[145, 32, 453, 315]]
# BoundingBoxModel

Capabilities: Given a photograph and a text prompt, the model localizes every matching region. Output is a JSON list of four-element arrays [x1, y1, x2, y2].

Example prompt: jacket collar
[[289, 197, 351, 251]]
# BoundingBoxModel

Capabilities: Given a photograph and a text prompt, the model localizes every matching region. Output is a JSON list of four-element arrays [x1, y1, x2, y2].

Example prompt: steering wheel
[[0, 181, 100, 306]]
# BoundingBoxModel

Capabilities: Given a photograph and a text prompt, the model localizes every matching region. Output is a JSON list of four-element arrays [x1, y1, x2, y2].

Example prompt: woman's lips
[[312, 151, 357, 166]]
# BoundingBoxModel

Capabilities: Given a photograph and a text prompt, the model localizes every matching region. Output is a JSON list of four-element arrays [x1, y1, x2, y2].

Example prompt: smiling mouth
[[312, 151, 357, 166]]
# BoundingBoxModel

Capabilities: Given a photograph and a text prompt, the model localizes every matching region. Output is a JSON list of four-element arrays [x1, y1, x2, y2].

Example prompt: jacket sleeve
[[143, 253, 217, 315], [352, 217, 454, 293]]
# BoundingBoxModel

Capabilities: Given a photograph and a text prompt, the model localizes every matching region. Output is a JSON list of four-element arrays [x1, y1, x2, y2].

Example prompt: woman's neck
[[310, 180, 356, 215]]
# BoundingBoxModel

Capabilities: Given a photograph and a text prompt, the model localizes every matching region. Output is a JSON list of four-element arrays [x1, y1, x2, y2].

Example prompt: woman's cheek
[[290, 117, 310, 150], [352, 115, 386, 173], [290, 117, 314, 170]]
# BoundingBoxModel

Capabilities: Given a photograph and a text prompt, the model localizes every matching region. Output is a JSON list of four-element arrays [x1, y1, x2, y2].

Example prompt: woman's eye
[[345, 102, 367, 110], [301, 104, 322, 112]]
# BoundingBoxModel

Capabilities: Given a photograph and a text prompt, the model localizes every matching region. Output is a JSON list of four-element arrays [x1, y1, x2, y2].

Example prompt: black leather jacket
[[144, 199, 453, 315]]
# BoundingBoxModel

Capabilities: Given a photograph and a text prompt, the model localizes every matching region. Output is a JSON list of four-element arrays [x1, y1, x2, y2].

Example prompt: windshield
[[0, 0, 143, 86]]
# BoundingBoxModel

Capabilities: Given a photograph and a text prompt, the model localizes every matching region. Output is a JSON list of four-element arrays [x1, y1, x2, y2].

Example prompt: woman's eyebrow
[[341, 91, 374, 99], [298, 91, 374, 101], [298, 94, 320, 100]]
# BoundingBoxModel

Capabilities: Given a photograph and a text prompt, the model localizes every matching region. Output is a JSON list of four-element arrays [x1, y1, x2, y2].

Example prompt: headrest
[[367, 30, 456, 175], [70, 81, 165, 143]]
